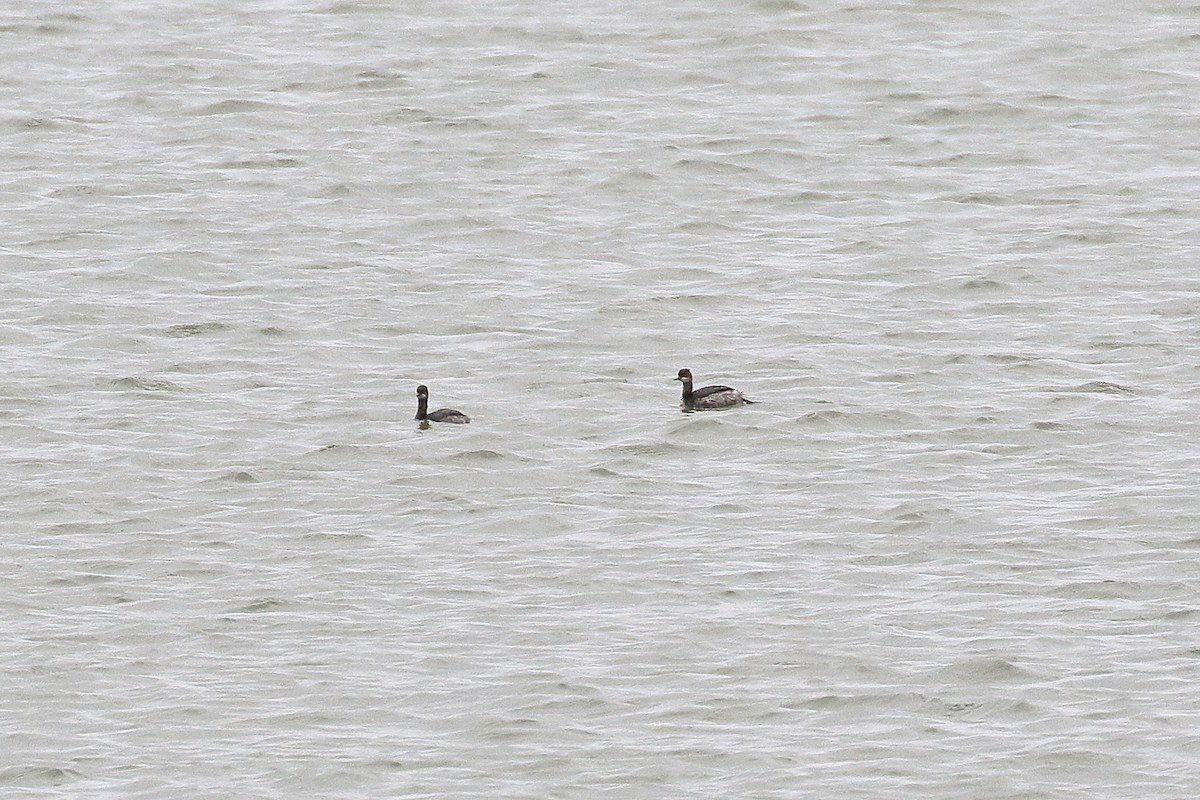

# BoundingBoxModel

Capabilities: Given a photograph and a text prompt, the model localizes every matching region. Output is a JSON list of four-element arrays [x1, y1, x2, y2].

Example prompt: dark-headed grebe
[[415, 385, 470, 424], [674, 368, 754, 410]]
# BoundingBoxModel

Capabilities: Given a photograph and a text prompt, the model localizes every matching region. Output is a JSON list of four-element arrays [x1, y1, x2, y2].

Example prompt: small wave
[[672, 157, 764, 177], [354, 69, 409, 89], [1065, 381, 1136, 395], [447, 449, 507, 462], [189, 99, 281, 115], [213, 156, 303, 170], [0, 765, 83, 787], [586, 466, 622, 477], [164, 321, 228, 338], [310, 443, 364, 456], [108, 376, 184, 392], [200, 470, 259, 485], [1, 115, 87, 134], [985, 353, 1039, 364], [227, 598, 290, 614], [927, 656, 1038, 684], [46, 184, 96, 198], [1048, 579, 1142, 600], [751, 0, 807, 15], [959, 277, 1009, 291], [798, 408, 850, 427], [606, 442, 682, 457], [949, 193, 1008, 206], [673, 219, 742, 233], [923, 696, 1038, 719]]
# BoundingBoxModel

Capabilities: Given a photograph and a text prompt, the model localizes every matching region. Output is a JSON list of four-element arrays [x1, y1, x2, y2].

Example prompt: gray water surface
[[4, 1, 1200, 797]]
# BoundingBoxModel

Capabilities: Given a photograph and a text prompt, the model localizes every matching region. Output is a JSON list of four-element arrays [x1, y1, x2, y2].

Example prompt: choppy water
[[4, 1, 1200, 797]]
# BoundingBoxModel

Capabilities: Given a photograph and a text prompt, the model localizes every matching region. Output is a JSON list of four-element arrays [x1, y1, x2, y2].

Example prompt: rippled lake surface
[[4, 1, 1200, 797]]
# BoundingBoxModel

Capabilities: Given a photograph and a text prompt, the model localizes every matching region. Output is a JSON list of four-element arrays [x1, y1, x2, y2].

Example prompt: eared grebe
[[674, 368, 754, 410], [415, 385, 470, 424]]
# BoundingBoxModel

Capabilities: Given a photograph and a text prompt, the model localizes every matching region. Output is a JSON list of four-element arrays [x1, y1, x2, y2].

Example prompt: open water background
[[4, 1, 1200, 797]]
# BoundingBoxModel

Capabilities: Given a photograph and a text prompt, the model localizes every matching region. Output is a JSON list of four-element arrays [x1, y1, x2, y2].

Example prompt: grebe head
[[416, 385, 429, 398], [674, 368, 693, 383]]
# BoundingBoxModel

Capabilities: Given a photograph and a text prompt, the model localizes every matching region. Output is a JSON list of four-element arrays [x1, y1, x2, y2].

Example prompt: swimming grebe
[[415, 385, 470, 424], [674, 368, 754, 410]]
